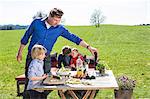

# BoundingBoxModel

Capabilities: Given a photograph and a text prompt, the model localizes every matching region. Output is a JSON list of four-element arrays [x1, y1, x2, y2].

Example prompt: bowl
[[56, 72, 70, 76]]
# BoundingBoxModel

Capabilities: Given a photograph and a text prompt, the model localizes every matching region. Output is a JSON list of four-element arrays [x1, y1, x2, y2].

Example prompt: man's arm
[[60, 26, 98, 56], [16, 44, 26, 63], [16, 20, 36, 63], [79, 40, 98, 56]]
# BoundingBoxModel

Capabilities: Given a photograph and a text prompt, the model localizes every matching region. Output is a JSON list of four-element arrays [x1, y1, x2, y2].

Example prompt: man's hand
[[16, 52, 22, 63], [88, 46, 98, 56], [79, 40, 98, 56], [16, 44, 25, 63]]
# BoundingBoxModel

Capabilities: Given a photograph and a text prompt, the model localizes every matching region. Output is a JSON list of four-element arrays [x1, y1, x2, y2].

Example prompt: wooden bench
[[15, 74, 25, 96]]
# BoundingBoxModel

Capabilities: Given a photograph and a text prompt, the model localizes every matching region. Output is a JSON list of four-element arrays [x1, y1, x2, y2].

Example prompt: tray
[[43, 76, 65, 85]]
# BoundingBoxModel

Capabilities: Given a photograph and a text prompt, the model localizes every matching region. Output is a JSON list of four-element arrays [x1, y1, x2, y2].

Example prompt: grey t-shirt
[[27, 59, 44, 91]]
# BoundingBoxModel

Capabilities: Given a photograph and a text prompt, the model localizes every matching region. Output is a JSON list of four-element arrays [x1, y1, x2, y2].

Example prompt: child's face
[[72, 50, 78, 58], [39, 53, 46, 60]]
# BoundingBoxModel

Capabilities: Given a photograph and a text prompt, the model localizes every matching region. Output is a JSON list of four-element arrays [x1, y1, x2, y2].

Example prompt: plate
[[66, 78, 81, 84], [57, 67, 71, 76]]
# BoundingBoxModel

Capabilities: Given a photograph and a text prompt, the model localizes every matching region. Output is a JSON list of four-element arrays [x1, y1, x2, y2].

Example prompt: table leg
[[82, 90, 92, 99], [68, 90, 79, 99], [89, 90, 96, 99], [58, 90, 66, 99]]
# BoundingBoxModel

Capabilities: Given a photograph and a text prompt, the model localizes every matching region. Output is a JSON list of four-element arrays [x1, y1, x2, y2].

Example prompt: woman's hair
[[72, 48, 78, 52], [31, 45, 47, 59], [62, 46, 71, 55], [49, 8, 64, 18]]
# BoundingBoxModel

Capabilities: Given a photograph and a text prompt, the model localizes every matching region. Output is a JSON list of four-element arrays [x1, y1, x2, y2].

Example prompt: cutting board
[[43, 76, 66, 85]]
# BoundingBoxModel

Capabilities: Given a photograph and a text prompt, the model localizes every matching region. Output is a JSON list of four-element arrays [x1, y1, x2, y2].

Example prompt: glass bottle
[[76, 56, 83, 71]]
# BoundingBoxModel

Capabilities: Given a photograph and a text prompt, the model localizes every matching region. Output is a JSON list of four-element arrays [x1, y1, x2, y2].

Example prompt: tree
[[33, 11, 47, 19], [90, 8, 106, 27], [61, 17, 66, 25]]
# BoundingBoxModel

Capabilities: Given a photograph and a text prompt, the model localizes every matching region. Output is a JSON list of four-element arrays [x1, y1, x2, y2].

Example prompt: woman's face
[[72, 50, 78, 58]]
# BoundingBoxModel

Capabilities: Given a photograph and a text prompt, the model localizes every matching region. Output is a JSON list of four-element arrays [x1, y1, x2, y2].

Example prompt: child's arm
[[70, 64, 76, 68], [29, 74, 48, 81]]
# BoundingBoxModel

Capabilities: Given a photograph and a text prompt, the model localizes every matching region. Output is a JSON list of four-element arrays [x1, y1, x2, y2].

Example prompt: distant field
[[0, 25, 150, 98]]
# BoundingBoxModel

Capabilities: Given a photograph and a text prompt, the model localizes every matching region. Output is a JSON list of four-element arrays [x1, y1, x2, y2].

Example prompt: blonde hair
[[31, 45, 47, 59]]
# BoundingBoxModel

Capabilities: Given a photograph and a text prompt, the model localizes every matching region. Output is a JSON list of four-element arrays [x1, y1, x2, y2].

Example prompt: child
[[70, 48, 84, 71], [58, 46, 72, 68], [27, 44, 49, 99]]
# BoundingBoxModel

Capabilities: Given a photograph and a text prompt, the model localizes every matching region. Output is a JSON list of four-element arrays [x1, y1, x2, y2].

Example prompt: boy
[[27, 44, 49, 99], [58, 46, 72, 68]]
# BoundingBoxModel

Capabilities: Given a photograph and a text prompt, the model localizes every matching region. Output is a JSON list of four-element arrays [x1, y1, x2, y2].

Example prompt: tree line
[[0, 25, 28, 30], [32, 8, 106, 28], [0, 8, 105, 30]]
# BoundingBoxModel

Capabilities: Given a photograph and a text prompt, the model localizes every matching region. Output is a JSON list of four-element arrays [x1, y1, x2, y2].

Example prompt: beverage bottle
[[76, 56, 83, 71], [84, 62, 89, 72]]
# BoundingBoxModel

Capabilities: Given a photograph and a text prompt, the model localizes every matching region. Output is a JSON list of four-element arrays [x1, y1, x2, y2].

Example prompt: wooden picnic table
[[33, 70, 119, 99]]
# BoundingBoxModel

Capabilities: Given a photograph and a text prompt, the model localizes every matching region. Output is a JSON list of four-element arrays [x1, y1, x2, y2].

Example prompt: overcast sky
[[0, 0, 149, 25]]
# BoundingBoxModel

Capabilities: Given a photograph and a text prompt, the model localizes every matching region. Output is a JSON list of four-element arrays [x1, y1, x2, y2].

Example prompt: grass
[[0, 25, 150, 98]]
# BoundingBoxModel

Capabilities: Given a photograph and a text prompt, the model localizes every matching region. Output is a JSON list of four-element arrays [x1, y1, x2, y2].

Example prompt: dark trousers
[[27, 90, 50, 99], [23, 54, 51, 99]]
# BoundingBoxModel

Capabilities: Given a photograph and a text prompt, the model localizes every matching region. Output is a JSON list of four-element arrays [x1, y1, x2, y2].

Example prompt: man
[[17, 8, 98, 98]]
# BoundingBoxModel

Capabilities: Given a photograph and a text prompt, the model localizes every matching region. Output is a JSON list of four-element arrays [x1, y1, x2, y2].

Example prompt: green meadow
[[0, 25, 150, 98]]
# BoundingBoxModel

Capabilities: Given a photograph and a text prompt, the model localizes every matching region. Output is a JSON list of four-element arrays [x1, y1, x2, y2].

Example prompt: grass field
[[0, 25, 150, 98]]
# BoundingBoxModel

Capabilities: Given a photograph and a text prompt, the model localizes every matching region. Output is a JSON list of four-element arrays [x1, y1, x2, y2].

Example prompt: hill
[[0, 25, 150, 98]]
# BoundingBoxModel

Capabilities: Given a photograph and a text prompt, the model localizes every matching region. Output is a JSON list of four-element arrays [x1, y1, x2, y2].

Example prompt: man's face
[[48, 16, 61, 26]]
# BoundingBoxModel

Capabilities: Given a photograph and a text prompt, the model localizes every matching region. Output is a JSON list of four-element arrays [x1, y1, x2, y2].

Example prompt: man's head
[[49, 8, 64, 18], [47, 8, 64, 26]]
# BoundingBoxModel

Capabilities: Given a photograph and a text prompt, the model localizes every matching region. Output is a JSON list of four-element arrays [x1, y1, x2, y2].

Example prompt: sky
[[0, 0, 149, 25]]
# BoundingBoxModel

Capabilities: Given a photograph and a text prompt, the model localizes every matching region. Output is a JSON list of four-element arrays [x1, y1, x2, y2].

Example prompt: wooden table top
[[33, 70, 119, 91]]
